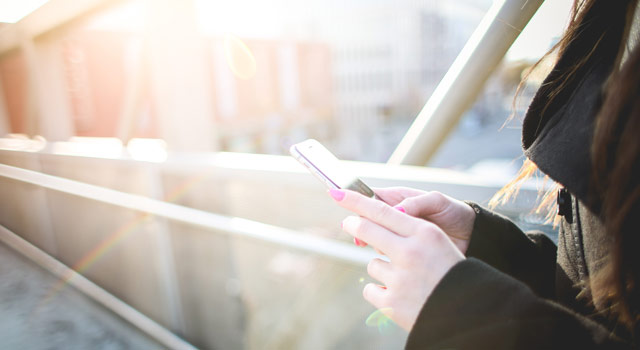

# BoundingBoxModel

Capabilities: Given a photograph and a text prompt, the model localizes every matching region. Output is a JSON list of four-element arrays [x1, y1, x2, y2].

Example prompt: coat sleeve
[[463, 202, 557, 298], [405, 258, 628, 350]]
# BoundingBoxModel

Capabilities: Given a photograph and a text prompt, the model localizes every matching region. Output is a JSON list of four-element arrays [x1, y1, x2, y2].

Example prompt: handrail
[[388, 0, 544, 165], [0, 163, 379, 266], [0, 224, 197, 350]]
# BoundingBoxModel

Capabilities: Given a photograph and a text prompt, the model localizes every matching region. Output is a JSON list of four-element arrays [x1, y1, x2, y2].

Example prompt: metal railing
[[0, 143, 549, 349], [0, 162, 379, 265], [388, 0, 544, 165]]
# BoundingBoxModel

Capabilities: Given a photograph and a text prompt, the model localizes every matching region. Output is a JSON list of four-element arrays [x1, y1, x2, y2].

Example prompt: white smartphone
[[289, 139, 377, 199]]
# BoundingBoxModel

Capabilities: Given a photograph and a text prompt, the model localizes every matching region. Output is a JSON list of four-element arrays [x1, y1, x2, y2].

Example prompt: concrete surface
[[0, 241, 166, 350]]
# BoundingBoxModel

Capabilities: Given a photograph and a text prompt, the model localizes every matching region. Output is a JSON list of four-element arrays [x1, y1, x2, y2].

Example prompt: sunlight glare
[[53, 137, 124, 159], [0, 135, 45, 152], [0, 0, 50, 23], [127, 138, 168, 163]]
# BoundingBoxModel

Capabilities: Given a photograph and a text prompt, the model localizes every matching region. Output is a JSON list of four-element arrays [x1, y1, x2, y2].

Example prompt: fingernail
[[354, 238, 367, 247], [329, 189, 345, 201], [380, 285, 387, 290], [394, 206, 405, 213]]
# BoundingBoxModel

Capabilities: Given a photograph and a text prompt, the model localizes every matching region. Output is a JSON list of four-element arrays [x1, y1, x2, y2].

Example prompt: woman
[[329, 0, 640, 348]]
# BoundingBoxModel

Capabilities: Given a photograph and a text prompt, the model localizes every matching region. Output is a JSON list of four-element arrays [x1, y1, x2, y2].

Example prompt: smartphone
[[290, 139, 377, 199]]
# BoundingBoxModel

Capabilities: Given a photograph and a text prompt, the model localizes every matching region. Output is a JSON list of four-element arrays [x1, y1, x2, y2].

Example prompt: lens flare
[[38, 213, 153, 309], [365, 307, 397, 334], [223, 34, 257, 80]]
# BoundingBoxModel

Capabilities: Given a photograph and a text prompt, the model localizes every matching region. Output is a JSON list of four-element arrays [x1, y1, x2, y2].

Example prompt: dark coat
[[404, 203, 628, 349], [406, 2, 637, 349]]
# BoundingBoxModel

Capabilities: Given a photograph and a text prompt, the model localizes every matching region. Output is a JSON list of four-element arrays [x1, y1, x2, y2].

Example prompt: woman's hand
[[329, 188, 465, 331], [374, 187, 476, 254]]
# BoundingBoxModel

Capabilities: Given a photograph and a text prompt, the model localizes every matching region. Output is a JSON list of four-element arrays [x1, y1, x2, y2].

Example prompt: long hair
[[490, 0, 605, 218], [492, 0, 640, 335], [591, 32, 640, 334]]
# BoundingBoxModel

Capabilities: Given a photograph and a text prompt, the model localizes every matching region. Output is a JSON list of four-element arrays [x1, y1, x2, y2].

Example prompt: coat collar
[[521, 1, 627, 212]]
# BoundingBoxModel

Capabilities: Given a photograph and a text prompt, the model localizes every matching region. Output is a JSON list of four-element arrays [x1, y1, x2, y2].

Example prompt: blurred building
[[0, 32, 333, 149], [0, 0, 493, 162], [311, 0, 492, 161]]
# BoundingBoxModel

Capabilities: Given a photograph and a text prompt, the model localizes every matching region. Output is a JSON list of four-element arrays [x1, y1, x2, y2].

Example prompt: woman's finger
[[342, 216, 404, 258], [362, 283, 389, 311], [331, 189, 424, 237], [372, 187, 426, 206], [367, 258, 393, 285]]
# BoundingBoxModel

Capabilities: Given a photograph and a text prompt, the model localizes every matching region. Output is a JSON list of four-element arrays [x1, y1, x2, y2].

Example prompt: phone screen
[[290, 139, 376, 198]]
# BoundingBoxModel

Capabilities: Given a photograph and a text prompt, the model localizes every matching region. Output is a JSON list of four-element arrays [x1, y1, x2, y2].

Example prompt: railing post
[[0, 75, 10, 136]]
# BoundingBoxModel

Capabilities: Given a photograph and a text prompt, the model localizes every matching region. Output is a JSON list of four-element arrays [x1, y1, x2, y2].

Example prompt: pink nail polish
[[395, 206, 405, 213], [329, 189, 345, 201], [354, 238, 367, 247]]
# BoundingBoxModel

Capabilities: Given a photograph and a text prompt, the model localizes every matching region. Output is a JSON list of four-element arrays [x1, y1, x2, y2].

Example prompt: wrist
[[458, 201, 477, 254]]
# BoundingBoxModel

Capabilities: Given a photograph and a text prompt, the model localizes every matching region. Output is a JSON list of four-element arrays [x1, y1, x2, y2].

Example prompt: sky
[[506, 0, 573, 61]]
